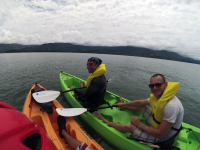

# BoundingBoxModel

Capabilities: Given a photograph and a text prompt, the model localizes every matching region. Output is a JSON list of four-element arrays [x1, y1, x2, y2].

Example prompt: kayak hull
[[22, 83, 103, 150], [59, 71, 200, 150]]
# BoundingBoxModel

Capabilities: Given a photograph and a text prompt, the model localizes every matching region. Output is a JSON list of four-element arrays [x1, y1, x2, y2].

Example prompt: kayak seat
[[99, 108, 132, 124], [99, 107, 148, 126]]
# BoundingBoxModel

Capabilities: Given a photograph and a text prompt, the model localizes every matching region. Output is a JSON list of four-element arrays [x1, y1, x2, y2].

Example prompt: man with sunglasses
[[95, 74, 184, 149]]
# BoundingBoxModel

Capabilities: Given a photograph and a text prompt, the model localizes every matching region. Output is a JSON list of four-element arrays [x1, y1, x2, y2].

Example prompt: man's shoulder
[[168, 96, 181, 104], [165, 95, 184, 110], [91, 75, 106, 84], [92, 75, 106, 81]]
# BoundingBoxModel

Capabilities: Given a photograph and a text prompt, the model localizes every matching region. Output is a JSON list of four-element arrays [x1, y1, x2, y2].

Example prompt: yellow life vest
[[86, 64, 107, 88], [149, 82, 180, 128]]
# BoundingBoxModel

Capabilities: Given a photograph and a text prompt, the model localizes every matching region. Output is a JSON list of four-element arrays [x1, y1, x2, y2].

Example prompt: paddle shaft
[[87, 105, 117, 111], [61, 87, 86, 94]]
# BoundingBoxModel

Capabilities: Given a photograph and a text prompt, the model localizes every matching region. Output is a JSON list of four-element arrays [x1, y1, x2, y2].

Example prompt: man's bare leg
[[119, 96, 141, 112], [61, 129, 82, 150], [68, 85, 76, 93], [57, 115, 82, 150], [94, 111, 136, 132]]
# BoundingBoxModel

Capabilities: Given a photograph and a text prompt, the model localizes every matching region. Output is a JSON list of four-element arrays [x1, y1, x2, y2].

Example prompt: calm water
[[1, 52, 200, 149]]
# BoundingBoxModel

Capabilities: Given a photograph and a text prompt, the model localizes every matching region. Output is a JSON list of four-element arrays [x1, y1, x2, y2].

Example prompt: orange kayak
[[22, 83, 104, 150]]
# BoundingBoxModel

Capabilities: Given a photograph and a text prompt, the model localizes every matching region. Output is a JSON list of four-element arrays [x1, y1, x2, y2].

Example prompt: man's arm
[[115, 99, 150, 107], [132, 118, 174, 139]]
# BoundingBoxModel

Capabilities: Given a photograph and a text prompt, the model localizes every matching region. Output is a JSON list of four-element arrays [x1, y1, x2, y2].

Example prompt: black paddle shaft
[[61, 87, 86, 94], [87, 105, 117, 111]]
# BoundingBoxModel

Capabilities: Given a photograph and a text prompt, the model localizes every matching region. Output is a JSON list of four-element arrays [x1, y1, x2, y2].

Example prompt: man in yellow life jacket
[[72, 57, 107, 108], [95, 74, 184, 149]]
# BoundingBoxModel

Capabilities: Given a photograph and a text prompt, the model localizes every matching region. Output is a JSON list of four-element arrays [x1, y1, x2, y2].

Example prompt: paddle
[[33, 77, 114, 103], [61, 86, 86, 94], [56, 105, 117, 117], [32, 90, 60, 103]]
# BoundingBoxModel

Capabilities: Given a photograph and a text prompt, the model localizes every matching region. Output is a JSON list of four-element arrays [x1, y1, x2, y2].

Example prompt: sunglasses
[[148, 83, 164, 89]]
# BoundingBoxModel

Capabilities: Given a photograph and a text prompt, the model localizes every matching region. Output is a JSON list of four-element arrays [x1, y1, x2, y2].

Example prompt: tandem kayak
[[0, 101, 57, 150], [59, 71, 200, 150], [22, 83, 103, 150]]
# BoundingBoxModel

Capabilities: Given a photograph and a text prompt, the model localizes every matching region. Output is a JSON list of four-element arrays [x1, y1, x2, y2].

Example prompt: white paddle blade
[[56, 108, 87, 117], [33, 91, 60, 103]]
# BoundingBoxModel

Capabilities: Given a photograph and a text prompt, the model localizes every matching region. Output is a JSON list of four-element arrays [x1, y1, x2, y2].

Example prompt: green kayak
[[59, 71, 200, 150]]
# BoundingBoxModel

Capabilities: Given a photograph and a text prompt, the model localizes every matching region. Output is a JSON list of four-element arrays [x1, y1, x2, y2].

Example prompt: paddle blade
[[107, 77, 114, 83], [32, 91, 60, 103], [56, 108, 87, 117]]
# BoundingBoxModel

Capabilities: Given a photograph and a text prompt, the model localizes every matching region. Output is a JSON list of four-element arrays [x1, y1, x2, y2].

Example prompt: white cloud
[[0, 0, 200, 59]]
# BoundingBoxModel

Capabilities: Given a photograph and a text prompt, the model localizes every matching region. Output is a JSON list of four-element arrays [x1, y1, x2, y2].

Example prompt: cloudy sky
[[0, 0, 200, 59]]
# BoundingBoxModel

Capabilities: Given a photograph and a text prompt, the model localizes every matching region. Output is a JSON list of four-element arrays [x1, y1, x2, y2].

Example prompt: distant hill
[[0, 44, 36, 52], [2, 43, 200, 64]]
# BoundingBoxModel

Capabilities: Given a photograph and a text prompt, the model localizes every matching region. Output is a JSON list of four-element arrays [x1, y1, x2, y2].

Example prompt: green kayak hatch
[[59, 71, 200, 150]]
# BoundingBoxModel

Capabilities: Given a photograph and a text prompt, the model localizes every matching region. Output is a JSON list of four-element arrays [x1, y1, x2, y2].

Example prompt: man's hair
[[150, 74, 166, 82], [88, 57, 102, 65]]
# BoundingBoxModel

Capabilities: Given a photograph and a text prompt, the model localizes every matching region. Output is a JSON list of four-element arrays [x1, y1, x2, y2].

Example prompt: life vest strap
[[152, 113, 181, 131], [152, 113, 161, 125]]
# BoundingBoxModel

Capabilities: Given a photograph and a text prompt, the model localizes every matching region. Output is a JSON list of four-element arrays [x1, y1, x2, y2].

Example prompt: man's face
[[149, 76, 167, 99], [87, 61, 99, 73]]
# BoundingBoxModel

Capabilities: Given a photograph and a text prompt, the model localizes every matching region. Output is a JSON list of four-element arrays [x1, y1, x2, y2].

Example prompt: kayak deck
[[59, 71, 200, 150], [22, 83, 103, 150]]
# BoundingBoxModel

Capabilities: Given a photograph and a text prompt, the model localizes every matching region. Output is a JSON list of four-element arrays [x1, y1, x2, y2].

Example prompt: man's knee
[[140, 105, 148, 112], [124, 124, 136, 133]]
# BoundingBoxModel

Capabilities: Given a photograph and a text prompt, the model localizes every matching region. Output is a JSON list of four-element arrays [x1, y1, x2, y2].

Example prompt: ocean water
[[0, 52, 200, 149]]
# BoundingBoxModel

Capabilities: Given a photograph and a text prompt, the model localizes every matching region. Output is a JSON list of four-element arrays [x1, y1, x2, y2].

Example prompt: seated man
[[72, 57, 107, 108], [95, 74, 184, 148], [57, 115, 91, 150]]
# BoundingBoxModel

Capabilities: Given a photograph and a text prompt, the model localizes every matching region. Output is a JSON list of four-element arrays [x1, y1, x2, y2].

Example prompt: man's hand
[[113, 103, 125, 107], [131, 116, 141, 127], [68, 85, 76, 93]]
